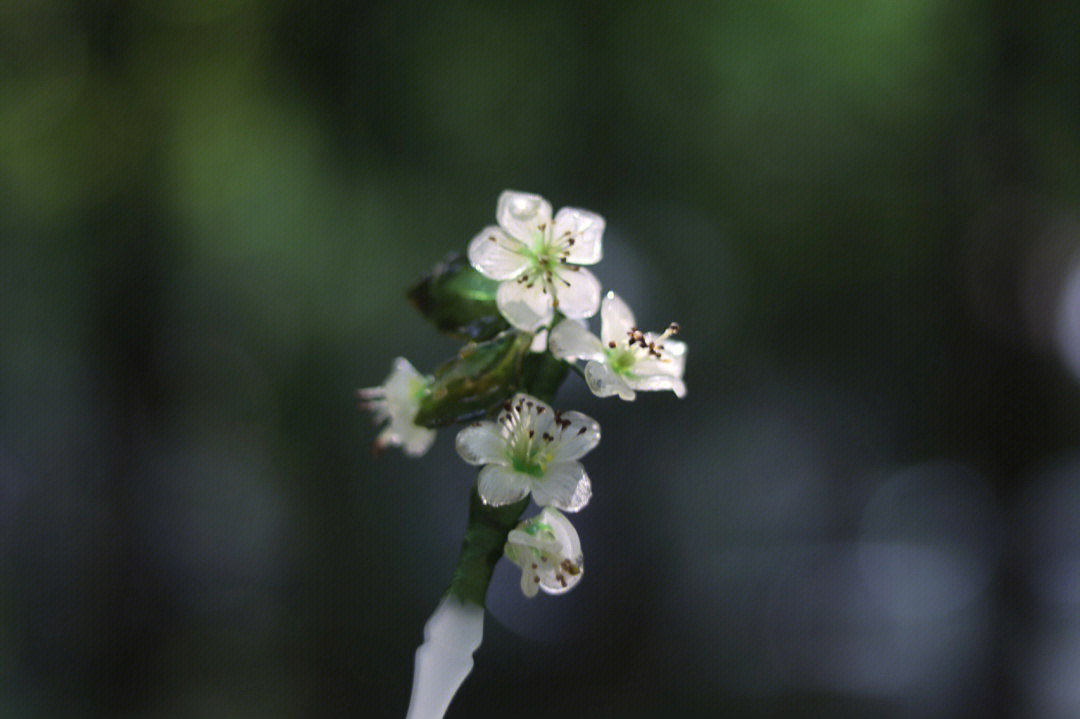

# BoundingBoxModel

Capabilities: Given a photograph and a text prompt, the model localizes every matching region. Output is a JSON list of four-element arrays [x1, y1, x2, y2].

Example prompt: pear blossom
[[455, 393, 598, 511], [549, 291, 686, 401], [467, 191, 604, 332], [358, 357, 436, 456], [504, 507, 583, 597]]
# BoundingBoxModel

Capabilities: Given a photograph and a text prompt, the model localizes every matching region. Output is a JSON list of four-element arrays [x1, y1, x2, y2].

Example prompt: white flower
[[549, 291, 686, 401], [358, 357, 437, 457], [467, 191, 604, 332], [455, 393, 598, 511], [504, 506, 583, 598]]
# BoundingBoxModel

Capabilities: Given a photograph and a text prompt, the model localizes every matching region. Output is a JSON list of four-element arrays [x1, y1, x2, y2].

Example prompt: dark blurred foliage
[[5, 1, 1080, 717]]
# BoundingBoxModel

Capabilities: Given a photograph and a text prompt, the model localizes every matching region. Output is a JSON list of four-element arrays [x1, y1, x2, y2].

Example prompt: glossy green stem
[[444, 488, 530, 607]]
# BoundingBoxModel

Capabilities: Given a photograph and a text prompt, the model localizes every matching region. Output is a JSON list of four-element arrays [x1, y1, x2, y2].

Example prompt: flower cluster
[[361, 190, 687, 598]]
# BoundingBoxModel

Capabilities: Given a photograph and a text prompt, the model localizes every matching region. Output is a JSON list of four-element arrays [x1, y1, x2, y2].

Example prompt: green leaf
[[407, 253, 509, 341], [414, 330, 532, 427]]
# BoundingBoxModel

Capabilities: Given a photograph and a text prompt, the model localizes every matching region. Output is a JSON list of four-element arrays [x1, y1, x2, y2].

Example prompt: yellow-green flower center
[[608, 348, 638, 375], [512, 456, 546, 478]]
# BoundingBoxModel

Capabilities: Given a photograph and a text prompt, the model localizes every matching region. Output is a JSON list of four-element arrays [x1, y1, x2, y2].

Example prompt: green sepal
[[407, 253, 510, 341], [517, 350, 570, 404], [413, 330, 532, 428], [444, 487, 530, 607]]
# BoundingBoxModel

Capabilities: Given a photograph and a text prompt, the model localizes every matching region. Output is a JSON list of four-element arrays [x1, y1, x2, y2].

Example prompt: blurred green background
[[5, 1, 1080, 717]]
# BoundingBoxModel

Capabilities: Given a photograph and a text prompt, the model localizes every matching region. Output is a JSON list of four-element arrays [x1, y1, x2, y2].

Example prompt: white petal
[[402, 426, 438, 456], [531, 461, 591, 512], [584, 360, 636, 400], [500, 393, 557, 438], [455, 422, 508, 466], [496, 278, 554, 331], [521, 568, 540, 597], [635, 337, 687, 378], [600, 292, 636, 346], [551, 411, 601, 462], [506, 528, 561, 556], [540, 568, 582, 595], [552, 267, 601, 320], [552, 207, 604, 264], [529, 329, 548, 353], [384, 357, 425, 403], [467, 226, 530, 280], [627, 374, 687, 398], [543, 507, 581, 557], [496, 191, 552, 243], [477, 465, 531, 507], [549, 319, 605, 362]]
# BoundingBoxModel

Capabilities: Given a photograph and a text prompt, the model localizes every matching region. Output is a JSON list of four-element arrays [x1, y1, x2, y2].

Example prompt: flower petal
[[584, 360, 636, 400], [553, 207, 604, 265], [521, 568, 540, 597], [600, 292, 636, 346], [540, 560, 583, 595], [549, 319, 605, 362], [532, 461, 591, 512], [506, 528, 562, 556], [635, 337, 687, 378], [467, 226, 530, 280], [384, 357, 425, 401], [496, 278, 554, 331], [455, 422, 508, 466], [551, 411, 600, 462], [497, 191, 552, 243], [529, 329, 548, 353], [553, 267, 601, 320], [477, 464, 531, 506], [627, 374, 687, 398], [499, 393, 557, 439], [402, 426, 438, 456]]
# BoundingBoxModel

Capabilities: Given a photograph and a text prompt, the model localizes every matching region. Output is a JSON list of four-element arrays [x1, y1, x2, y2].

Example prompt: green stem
[[444, 488, 530, 607]]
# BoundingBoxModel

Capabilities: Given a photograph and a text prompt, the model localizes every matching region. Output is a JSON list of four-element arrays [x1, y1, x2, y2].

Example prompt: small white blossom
[[504, 507, 583, 597], [467, 191, 604, 332], [358, 357, 436, 456], [455, 393, 598, 511], [549, 291, 686, 401]]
